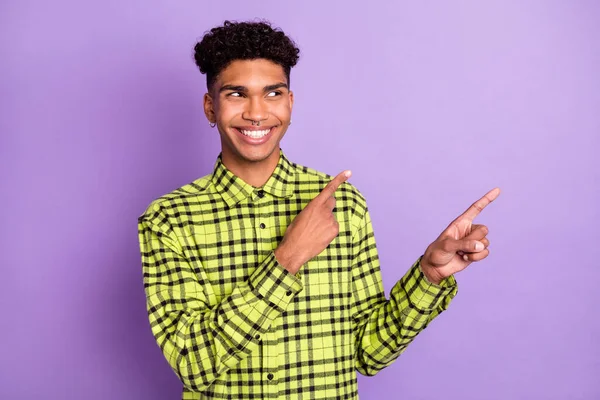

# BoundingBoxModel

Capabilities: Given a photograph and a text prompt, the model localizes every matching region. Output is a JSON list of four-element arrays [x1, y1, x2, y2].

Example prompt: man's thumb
[[455, 239, 485, 253]]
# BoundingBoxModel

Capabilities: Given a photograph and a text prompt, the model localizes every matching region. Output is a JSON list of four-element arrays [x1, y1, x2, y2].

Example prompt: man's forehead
[[217, 59, 287, 87]]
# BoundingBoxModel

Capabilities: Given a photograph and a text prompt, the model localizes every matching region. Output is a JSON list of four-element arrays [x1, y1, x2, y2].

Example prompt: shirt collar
[[211, 150, 296, 208]]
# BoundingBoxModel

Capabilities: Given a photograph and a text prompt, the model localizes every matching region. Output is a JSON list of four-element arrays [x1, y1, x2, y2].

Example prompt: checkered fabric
[[137, 150, 458, 399]]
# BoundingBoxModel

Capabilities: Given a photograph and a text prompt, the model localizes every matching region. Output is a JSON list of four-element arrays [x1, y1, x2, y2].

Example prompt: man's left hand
[[419, 188, 501, 285]]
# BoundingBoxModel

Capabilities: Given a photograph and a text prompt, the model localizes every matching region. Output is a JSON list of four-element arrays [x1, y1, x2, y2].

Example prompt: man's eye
[[228, 92, 243, 97], [267, 91, 282, 97]]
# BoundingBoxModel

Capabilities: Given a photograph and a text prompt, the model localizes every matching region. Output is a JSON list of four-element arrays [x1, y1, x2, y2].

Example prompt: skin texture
[[203, 58, 500, 281]]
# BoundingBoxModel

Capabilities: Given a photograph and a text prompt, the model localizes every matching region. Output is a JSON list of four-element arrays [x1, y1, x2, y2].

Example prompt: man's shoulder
[[138, 173, 214, 221]]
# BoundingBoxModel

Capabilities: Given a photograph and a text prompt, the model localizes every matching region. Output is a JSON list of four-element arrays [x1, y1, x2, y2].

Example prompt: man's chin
[[227, 144, 280, 165], [240, 148, 278, 163]]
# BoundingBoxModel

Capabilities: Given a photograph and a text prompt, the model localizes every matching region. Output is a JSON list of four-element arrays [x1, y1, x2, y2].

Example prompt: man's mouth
[[235, 127, 273, 139]]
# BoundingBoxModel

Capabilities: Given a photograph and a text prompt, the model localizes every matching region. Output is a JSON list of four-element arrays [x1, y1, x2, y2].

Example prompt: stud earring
[[209, 122, 216, 128], [289, 119, 293, 125]]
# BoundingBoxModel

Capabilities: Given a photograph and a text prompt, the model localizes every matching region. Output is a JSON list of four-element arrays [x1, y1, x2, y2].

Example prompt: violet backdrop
[[1, 1, 598, 399]]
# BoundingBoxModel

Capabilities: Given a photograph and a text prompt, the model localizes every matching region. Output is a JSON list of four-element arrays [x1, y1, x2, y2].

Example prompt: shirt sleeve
[[137, 203, 303, 392], [351, 208, 458, 376]]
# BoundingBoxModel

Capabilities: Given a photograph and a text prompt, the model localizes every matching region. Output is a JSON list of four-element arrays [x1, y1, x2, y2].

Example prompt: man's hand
[[420, 188, 501, 285], [274, 170, 352, 275]]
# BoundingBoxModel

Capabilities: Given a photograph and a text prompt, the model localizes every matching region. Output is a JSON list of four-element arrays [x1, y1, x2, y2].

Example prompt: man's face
[[204, 59, 294, 167]]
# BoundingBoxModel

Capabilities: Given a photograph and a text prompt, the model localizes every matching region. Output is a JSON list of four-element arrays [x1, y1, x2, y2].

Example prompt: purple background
[[2, 1, 599, 399]]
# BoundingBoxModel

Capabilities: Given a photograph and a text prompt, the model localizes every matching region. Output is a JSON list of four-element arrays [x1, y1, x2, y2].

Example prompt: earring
[[209, 122, 216, 128], [290, 119, 293, 125]]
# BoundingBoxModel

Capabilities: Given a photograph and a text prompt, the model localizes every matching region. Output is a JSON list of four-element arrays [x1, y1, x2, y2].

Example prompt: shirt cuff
[[248, 252, 303, 314], [401, 256, 458, 313]]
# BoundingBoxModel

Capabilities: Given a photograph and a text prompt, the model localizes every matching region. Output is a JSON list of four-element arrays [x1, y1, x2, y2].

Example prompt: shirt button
[[259, 223, 266, 229], [257, 190, 265, 198], [286, 290, 292, 296], [267, 373, 274, 380], [255, 334, 261, 340]]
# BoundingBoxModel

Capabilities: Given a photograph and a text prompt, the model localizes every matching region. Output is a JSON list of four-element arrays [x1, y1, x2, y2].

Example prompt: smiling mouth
[[235, 127, 273, 139]]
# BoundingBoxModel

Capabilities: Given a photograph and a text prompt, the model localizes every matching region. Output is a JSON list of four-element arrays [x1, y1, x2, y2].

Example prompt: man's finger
[[480, 237, 489, 248], [442, 238, 486, 254], [467, 224, 488, 240], [458, 236, 489, 256], [463, 248, 490, 262], [318, 170, 351, 200], [326, 196, 336, 211], [453, 187, 500, 224]]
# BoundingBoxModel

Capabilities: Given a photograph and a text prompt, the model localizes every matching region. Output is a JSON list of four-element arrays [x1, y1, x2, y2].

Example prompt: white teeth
[[240, 128, 271, 138]]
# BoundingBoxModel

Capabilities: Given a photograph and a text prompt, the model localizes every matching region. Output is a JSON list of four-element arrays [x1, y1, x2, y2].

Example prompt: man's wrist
[[418, 259, 444, 285], [274, 245, 303, 275]]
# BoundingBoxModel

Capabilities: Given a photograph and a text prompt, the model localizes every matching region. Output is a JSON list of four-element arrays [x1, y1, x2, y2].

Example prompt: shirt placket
[[253, 188, 281, 398]]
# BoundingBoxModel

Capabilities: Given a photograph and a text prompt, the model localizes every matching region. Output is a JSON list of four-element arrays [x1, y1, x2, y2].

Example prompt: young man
[[137, 20, 499, 400]]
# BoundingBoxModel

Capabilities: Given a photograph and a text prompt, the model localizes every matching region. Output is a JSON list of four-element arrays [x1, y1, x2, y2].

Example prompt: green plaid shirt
[[137, 151, 458, 399]]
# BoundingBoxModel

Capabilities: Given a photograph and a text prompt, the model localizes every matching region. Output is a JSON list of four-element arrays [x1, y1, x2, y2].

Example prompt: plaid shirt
[[137, 151, 458, 399]]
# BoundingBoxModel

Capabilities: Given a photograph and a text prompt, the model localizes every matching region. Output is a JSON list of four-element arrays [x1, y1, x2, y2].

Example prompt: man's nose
[[244, 97, 268, 122]]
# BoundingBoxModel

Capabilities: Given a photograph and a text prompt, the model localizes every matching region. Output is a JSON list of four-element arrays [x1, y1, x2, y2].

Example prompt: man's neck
[[221, 149, 280, 188]]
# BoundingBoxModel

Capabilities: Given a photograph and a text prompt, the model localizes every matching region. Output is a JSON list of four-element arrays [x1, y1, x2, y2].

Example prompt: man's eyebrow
[[264, 83, 288, 92], [219, 83, 289, 93], [219, 85, 247, 93]]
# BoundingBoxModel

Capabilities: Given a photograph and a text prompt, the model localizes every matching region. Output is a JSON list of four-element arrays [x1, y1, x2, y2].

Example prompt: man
[[137, 20, 500, 400]]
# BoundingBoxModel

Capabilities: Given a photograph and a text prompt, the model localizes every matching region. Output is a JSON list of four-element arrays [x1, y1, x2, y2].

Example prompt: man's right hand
[[274, 170, 352, 275]]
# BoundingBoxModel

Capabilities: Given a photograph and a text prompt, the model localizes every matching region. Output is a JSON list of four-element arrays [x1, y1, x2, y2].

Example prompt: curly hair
[[193, 20, 300, 90]]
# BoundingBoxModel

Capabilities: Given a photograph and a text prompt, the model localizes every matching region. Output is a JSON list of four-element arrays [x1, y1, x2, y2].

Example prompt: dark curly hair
[[193, 20, 300, 91]]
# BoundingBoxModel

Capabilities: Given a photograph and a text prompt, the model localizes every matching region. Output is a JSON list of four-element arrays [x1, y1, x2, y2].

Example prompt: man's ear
[[288, 90, 294, 111], [203, 92, 216, 123]]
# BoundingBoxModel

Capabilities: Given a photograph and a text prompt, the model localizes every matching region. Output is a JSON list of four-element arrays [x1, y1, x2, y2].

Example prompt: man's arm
[[138, 203, 302, 392], [351, 209, 458, 376]]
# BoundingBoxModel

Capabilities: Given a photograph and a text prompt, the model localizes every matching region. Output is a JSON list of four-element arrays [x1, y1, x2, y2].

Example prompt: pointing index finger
[[458, 187, 501, 222], [319, 170, 352, 200]]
